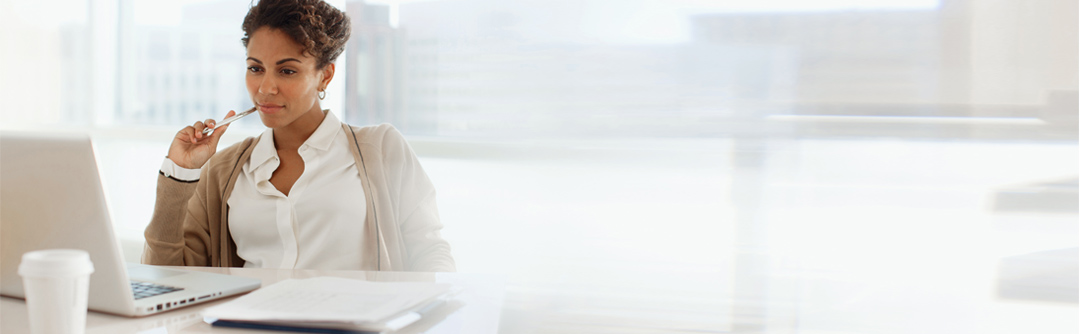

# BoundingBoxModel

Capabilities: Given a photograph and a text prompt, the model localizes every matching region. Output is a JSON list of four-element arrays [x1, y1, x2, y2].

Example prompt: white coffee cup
[[18, 249, 95, 334]]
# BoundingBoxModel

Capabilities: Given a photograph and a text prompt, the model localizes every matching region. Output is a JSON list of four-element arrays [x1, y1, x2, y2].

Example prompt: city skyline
[[92, 0, 1075, 140]]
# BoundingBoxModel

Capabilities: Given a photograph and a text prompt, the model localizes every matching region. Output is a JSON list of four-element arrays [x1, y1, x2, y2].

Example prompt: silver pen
[[202, 107, 258, 135]]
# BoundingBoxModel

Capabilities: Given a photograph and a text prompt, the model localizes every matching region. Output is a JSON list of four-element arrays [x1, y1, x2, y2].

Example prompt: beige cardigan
[[142, 123, 456, 272]]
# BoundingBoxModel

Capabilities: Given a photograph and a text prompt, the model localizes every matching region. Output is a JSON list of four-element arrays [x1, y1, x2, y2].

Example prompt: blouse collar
[[246, 110, 341, 174]]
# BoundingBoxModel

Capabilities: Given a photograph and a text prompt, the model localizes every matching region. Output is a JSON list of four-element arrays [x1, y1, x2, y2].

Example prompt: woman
[[143, 0, 455, 272]]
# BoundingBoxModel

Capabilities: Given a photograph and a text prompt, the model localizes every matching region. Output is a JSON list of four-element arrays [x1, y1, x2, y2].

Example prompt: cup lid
[[18, 249, 95, 277]]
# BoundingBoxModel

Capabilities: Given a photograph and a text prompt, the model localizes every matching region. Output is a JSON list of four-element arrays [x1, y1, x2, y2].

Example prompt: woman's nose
[[258, 75, 277, 95]]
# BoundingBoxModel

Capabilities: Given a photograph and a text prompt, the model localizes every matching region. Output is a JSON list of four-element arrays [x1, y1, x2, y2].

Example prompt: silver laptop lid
[[1, 132, 138, 315]]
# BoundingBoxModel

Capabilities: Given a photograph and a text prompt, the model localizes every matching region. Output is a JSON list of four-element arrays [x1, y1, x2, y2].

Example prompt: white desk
[[3, 258, 1077, 333], [1, 267, 504, 334]]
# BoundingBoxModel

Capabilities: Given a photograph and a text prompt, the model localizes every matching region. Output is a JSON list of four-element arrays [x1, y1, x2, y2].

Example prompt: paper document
[[203, 277, 454, 332]]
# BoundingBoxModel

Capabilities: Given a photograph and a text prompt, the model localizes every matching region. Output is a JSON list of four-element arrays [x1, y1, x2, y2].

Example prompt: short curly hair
[[241, 0, 351, 69]]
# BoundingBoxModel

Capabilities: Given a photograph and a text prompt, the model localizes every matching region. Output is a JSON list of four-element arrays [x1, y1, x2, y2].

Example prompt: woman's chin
[[258, 115, 286, 129]]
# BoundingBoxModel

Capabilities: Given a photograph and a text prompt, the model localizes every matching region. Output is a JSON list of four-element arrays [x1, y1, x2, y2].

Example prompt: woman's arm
[[399, 191, 457, 272], [142, 112, 235, 266], [142, 171, 214, 266], [380, 126, 457, 272]]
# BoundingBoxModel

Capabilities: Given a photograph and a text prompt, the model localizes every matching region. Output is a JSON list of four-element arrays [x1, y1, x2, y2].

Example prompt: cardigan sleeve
[[379, 126, 457, 272], [399, 191, 457, 272], [141, 170, 214, 266]]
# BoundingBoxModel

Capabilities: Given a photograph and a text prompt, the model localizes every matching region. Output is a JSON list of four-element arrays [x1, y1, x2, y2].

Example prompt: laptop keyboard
[[131, 281, 184, 300]]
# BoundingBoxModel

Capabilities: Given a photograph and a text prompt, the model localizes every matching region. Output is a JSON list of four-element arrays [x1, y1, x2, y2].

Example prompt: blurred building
[[117, 0, 250, 126], [391, 0, 1074, 140], [392, 0, 960, 138], [344, 2, 415, 131], [689, 0, 968, 105], [106, 0, 1072, 140], [690, 0, 1077, 140], [59, 24, 94, 126], [395, 0, 701, 138]]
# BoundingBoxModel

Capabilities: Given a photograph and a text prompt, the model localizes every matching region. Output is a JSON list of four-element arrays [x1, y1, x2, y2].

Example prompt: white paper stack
[[203, 277, 455, 333]]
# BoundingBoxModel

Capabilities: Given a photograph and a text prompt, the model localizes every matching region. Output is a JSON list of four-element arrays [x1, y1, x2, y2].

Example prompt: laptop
[[0, 131, 261, 317]]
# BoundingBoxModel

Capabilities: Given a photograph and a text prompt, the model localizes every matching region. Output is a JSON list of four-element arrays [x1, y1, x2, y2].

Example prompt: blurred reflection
[[340, 0, 1078, 141], [118, 0, 252, 126], [993, 177, 1079, 213], [997, 247, 1078, 304]]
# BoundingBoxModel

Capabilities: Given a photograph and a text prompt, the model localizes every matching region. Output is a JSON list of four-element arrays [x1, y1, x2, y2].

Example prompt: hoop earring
[[318, 90, 326, 100]]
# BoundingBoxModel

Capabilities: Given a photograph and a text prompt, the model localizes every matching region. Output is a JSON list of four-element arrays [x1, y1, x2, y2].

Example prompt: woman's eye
[[247, 66, 262, 73], [281, 69, 296, 75]]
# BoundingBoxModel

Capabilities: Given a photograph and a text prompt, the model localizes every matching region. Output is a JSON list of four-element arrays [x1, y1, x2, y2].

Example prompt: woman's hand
[[168, 110, 237, 169]]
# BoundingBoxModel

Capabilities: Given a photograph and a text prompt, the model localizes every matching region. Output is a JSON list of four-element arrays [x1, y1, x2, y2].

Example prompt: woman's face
[[245, 27, 332, 129]]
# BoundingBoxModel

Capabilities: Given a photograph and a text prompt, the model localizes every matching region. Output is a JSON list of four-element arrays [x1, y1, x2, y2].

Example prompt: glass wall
[[1, 0, 1076, 332]]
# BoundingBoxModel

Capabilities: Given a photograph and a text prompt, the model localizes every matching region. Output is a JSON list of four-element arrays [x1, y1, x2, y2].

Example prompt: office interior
[[0, 0, 1076, 333]]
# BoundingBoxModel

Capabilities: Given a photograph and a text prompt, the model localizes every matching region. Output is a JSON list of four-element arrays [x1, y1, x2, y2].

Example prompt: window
[[2, 1, 1075, 331]]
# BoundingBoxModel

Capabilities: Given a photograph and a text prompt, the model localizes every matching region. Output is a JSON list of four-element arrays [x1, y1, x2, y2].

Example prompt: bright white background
[[1, 0, 1076, 332]]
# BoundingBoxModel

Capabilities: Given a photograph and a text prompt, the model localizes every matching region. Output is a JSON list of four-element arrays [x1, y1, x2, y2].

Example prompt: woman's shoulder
[[341, 123, 421, 168], [344, 123, 407, 149], [346, 123, 400, 139]]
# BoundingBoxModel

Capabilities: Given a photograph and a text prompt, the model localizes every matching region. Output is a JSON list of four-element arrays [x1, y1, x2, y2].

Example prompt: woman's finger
[[192, 121, 206, 141], [203, 118, 218, 135], [176, 126, 196, 144], [207, 110, 236, 139]]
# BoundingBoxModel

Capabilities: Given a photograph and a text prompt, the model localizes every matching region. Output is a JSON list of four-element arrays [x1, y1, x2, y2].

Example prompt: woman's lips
[[257, 104, 283, 113]]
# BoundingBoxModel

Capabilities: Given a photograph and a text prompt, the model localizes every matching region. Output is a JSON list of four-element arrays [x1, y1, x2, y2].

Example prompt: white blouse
[[159, 111, 455, 271], [224, 111, 368, 270]]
